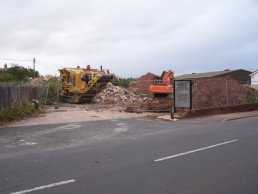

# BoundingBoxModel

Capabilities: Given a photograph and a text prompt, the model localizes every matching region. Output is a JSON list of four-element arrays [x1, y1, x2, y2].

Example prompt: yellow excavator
[[59, 65, 113, 103]]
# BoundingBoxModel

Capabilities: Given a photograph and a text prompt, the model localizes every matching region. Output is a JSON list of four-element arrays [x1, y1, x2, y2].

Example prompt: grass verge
[[0, 105, 41, 125]]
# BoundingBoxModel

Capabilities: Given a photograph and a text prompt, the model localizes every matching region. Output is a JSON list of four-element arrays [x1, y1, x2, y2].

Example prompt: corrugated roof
[[175, 69, 239, 80]]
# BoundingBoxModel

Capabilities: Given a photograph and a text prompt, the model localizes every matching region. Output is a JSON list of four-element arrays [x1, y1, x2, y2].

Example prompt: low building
[[250, 70, 258, 85], [175, 69, 251, 83], [175, 69, 253, 110]]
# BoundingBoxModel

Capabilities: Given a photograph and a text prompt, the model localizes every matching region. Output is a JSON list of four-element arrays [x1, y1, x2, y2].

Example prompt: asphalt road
[[0, 116, 258, 194]]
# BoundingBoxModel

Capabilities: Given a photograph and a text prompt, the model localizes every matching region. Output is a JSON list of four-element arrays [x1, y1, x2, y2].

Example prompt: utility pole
[[33, 57, 36, 78]]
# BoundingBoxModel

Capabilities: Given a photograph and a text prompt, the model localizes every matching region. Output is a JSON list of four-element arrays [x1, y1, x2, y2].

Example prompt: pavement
[[158, 110, 258, 124], [5, 104, 258, 128]]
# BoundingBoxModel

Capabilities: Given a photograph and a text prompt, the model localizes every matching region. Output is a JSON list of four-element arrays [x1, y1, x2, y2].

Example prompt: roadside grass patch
[[0, 105, 41, 125]]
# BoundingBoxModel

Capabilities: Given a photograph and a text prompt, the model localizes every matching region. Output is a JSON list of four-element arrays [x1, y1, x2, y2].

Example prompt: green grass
[[0, 104, 41, 125]]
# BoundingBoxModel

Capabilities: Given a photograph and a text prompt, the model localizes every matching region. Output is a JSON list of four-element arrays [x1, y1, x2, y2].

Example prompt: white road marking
[[78, 148, 88, 152], [117, 123, 126, 126], [19, 142, 38, 146], [112, 122, 128, 133], [113, 128, 128, 133], [42, 124, 81, 134], [154, 139, 239, 162], [6, 142, 38, 148], [10, 179, 76, 194]]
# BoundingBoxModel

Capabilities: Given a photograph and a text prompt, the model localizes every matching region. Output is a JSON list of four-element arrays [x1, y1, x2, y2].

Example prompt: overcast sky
[[0, 0, 257, 77]]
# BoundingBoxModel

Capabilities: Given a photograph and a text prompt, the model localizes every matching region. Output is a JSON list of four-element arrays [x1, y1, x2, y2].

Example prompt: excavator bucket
[[149, 70, 174, 97], [149, 84, 173, 94]]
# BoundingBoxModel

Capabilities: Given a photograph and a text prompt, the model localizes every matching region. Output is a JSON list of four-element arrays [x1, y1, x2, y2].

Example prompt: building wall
[[191, 76, 249, 110], [229, 70, 251, 83], [216, 70, 251, 83], [251, 72, 258, 85]]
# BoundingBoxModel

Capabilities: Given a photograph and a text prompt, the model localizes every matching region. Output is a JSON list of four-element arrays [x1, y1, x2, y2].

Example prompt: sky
[[0, 0, 257, 77]]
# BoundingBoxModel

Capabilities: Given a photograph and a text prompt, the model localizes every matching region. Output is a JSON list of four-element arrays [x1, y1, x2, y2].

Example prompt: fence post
[[170, 106, 174, 119], [45, 84, 49, 105], [96, 82, 99, 112], [195, 79, 198, 110], [55, 79, 60, 108], [136, 82, 140, 113]]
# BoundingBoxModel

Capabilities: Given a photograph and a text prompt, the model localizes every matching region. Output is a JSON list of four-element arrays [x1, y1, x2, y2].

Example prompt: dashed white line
[[10, 179, 77, 194], [154, 139, 239, 162]]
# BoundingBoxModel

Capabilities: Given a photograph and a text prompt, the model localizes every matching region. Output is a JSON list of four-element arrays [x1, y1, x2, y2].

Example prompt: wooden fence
[[0, 86, 37, 110]]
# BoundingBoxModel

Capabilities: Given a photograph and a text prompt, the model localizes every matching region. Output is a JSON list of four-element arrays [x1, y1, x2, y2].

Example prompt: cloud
[[0, 0, 257, 77]]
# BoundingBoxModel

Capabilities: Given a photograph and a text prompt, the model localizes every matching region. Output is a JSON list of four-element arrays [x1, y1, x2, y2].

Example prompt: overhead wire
[[0, 58, 33, 62]]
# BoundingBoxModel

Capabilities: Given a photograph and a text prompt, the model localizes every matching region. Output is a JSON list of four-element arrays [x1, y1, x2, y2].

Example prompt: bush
[[112, 77, 135, 88], [0, 104, 41, 125], [45, 77, 59, 105], [247, 89, 258, 103], [0, 64, 39, 82], [0, 73, 17, 82], [36, 77, 59, 105]]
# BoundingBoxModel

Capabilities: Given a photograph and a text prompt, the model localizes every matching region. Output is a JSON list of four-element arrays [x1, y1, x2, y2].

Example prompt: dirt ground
[[8, 104, 150, 127]]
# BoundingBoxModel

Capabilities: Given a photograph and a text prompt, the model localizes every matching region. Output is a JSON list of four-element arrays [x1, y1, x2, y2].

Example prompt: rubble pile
[[126, 72, 172, 112], [138, 72, 160, 81], [26, 77, 49, 86], [125, 96, 172, 112], [94, 82, 139, 111], [94, 80, 172, 112]]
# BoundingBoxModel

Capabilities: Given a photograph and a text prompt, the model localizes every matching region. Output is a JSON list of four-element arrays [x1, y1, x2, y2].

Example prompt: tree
[[0, 64, 39, 82], [112, 77, 135, 88]]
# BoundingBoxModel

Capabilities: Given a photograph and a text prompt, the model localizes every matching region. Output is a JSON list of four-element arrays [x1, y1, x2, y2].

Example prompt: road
[[0, 116, 258, 194]]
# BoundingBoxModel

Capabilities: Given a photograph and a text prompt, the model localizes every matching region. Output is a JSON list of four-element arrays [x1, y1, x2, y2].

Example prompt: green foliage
[[0, 104, 40, 125], [0, 73, 17, 82], [46, 77, 59, 105], [112, 77, 135, 88], [0, 64, 39, 82], [247, 89, 258, 103], [26, 68, 39, 78], [37, 77, 59, 105]]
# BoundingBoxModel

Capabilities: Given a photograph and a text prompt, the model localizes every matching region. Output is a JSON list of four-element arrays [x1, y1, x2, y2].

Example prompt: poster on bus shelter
[[174, 80, 192, 109]]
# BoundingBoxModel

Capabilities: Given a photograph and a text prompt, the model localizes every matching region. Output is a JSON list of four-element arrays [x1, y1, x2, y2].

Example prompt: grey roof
[[175, 69, 240, 80], [250, 70, 258, 76]]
